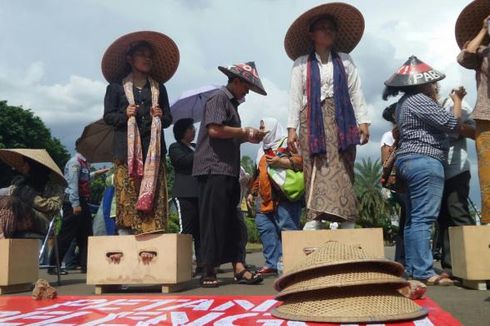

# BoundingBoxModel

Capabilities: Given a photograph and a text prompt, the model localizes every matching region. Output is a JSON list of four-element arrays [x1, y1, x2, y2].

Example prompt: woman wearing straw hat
[[455, 0, 490, 225], [285, 3, 370, 229], [103, 31, 177, 240], [0, 149, 65, 238], [383, 56, 466, 285]]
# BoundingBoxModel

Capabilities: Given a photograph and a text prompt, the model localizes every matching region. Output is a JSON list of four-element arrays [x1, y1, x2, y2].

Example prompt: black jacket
[[169, 142, 198, 198], [103, 81, 172, 162]]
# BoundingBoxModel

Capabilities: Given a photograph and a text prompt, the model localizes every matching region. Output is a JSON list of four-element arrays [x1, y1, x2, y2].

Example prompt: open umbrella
[[170, 85, 220, 123], [77, 119, 114, 163]]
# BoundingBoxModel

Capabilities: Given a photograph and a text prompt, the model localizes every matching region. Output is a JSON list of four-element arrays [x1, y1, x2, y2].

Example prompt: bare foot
[[139, 251, 157, 265], [106, 252, 123, 264]]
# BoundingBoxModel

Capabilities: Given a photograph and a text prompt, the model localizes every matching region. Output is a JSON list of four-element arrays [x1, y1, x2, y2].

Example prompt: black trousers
[[437, 171, 475, 270], [198, 175, 244, 268], [49, 199, 92, 271], [178, 197, 201, 265]]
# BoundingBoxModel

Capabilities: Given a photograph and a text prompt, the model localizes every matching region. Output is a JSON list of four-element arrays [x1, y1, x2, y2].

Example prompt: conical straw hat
[[274, 241, 404, 291], [272, 285, 428, 323], [218, 61, 267, 95], [275, 262, 408, 300], [0, 149, 66, 186], [101, 31, 179, 83], [384, 55, 445, 88], [455, 0, 490, 49], [284, 2, 364, 60]]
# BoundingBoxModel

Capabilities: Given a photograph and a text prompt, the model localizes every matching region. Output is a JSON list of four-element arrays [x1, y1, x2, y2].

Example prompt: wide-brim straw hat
[[274, 241, 404, 291], [101, 31, 180, 83], [275, 262, 408, 300], [218, 61, 267, 95], [284, 2, 365, 60], [272, 285, 428, 323], [455, 0, 490, 49], [384, 55, 445, 88], [0, 149, 66, 186]]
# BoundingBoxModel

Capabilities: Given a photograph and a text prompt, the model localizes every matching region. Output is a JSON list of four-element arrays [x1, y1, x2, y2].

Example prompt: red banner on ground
[[0, 295, 461, 325]]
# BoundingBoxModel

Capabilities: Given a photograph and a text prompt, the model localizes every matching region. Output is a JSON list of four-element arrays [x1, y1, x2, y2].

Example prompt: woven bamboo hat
[[274, 241, 404, 291], [275, 262, 408, 300], [101, 31, 180, 83], [272, 285, 428, 323], [384, 56, 445, 88], [455, 0, 490, 49], [284, 2, 365, 60], [0, 149, 66, 186], [218, 62, 267, 95]]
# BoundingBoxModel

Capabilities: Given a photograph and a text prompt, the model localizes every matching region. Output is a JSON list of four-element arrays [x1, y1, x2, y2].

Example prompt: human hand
[[287, 128, 298, 153], [358, 123, 370, 145], [151, 105, 163, 118], [126, 104, 139, 118], [246, 194, 255, 209], [482, 15, 490, 31], [243, 127, 268, 144], [450, 87, 467, 102], [73, 206, 82, 215], [265, 155, 281, 168]]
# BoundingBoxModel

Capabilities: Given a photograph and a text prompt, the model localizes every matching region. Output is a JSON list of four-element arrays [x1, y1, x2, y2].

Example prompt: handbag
[[266, 138, 305, 201]]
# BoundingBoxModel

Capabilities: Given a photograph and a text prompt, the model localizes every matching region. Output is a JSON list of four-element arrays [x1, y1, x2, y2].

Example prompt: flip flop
[[200, 275, 219, 288], [234, 269, 263, 285], [418, 275, 454, 286]]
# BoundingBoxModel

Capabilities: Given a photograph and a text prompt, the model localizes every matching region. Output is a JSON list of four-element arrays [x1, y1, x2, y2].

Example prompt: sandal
[[200, 275, 219, 288], [234, 269, 263, 285], [418, 275, 454, 286]]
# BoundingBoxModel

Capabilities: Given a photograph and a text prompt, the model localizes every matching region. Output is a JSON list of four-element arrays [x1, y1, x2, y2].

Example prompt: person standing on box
[[285, 3, 370, 230], [102, 31, 177, 242], [383, 56, 466, 285], [455, 0, 490, 225], [192, 62, 267, 287]]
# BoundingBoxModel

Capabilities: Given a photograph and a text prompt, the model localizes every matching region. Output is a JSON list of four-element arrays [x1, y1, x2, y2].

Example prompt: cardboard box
[[449, 225, 490, 280], [282, 228, 384, 273], [0, 239, 39, 286], [87, 233, 192, 286]]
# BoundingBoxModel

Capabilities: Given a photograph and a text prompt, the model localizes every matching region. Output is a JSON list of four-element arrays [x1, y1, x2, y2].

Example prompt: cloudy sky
[[0, 0, 482, 207]]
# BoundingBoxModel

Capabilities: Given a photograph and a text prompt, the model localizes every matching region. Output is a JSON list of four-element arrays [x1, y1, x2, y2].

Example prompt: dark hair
[[173, 118, 195, 141], [382, 83, 437, 102], [309, 15, 339, 32], [127, 41, 154, 57], [383, 102, 397, 124]]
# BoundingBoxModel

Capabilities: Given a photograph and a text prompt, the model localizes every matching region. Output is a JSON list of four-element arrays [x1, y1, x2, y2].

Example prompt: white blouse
[[287, 52, 370, 129]]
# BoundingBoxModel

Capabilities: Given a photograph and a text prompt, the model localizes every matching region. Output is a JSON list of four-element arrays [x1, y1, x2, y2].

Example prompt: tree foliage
[[354, 157, 399, 241], [0, 100, 70, 186]]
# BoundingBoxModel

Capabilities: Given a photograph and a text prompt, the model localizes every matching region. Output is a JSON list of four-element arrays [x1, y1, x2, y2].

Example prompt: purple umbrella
[[170, 85, 220, 123]]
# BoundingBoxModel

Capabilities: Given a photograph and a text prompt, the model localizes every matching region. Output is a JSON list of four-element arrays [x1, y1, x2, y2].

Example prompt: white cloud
[[0, 0, 482, 206]]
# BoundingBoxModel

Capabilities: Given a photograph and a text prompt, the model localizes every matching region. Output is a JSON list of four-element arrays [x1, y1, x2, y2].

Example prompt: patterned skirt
[[299, 98, 359, 222], [114, 161, 168, 235], [475, 120, 490, 224]]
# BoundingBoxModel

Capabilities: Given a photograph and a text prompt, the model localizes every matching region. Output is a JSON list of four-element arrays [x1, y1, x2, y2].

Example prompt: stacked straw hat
[[272, 241, 428, 323]]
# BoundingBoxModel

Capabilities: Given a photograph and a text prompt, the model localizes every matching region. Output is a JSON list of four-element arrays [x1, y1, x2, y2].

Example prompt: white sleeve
[[380, 131, 394, 148], [288, 58, 304, 129], [344, 53, 371, 125]]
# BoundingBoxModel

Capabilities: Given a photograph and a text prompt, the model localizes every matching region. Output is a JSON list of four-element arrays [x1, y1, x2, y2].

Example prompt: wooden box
[[449, 225, 490, 280], [282, 228, 384, 273], [87, 234, 192, 292], [0, 239, 39, 294]]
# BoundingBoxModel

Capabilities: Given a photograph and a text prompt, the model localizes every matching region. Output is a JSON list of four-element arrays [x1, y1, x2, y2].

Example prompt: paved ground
[[7, 247, 490, 325]]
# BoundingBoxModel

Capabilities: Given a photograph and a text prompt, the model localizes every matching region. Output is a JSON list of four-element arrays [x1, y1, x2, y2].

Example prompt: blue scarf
[[307, 51, 360, 157]]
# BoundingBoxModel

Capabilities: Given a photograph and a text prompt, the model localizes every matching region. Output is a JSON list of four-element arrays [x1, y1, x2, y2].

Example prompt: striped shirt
[[396, 93, 458, 162], [192, 87, 242, 177]]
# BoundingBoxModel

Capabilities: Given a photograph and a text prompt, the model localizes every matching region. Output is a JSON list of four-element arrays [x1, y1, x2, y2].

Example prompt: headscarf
[[256, 117, 287, 165]]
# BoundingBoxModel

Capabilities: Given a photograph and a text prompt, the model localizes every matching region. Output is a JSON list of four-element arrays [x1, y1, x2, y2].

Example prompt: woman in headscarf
[[455, 0, 490, 225], [248, 117, 303, 275], [103, 31, 177, 240], [383, 56, 465, 285], [0, 149, 64, 238], [285, 3, 370, 230]]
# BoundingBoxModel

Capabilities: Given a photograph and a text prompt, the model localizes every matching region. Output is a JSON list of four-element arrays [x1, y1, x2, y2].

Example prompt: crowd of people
[[0, 0, 488, 290]]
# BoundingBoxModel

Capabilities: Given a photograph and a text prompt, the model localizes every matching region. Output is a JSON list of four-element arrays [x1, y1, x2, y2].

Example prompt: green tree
[[354, 158, 398, 241], [240, 155, 256, 175], [0, 101, 70, 185]]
